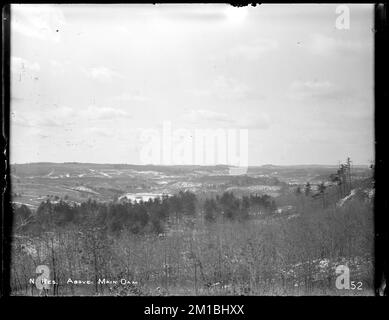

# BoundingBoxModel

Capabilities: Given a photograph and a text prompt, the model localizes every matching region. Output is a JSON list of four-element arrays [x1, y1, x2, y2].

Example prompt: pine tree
[[304, 182, 311, 196]]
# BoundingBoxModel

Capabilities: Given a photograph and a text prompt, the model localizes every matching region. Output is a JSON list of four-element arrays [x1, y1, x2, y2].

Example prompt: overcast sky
[[10, 4, 374, 165]]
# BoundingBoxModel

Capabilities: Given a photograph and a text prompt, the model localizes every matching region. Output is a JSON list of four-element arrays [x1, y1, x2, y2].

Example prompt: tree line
[[12, 191, 277, 236], [204, 193, 276, 222]]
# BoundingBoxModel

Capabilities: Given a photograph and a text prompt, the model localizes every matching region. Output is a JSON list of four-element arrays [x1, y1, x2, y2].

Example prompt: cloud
[[213, 76, 252, 100], [53, 106, 76, 118], [83, 66, 123, 82], [112, 25, 129, 33], [288, 80, 344, 101], [308, 34, 367, 57], [11, 111, 33, 127], [187, 75, 265, 101], [11, 56, 40, 74], [236, 113, 271, 129], [85, 127, 113, 137], [11, 106, 75, 128], [224, 6, 249, 24], [11, 105, 130, 129], [38, 106, 74, 127], [113, 92, 150, 102], [130, 5, 227, 22], [34, 118, 64, 127], [230, 38, 279, 60], [11, 4, 66, 43], [49, 60, 66, 74], [184, 109, 233, 124], [183, 109, 270, 130], [81, 105, 131, 120]]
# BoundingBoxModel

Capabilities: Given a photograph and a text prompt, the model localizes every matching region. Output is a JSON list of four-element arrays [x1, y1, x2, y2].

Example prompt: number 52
[[350, 281, 362, 290]]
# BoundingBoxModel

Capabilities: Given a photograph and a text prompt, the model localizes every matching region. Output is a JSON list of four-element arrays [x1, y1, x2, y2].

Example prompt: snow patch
[[337, 189, 357, 207]]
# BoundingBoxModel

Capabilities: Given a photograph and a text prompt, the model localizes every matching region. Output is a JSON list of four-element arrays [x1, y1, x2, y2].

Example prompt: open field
[[10, 163, 371, 209]]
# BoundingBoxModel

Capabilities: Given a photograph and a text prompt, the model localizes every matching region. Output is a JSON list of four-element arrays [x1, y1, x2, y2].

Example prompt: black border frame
[[1, 2, 388, 316]]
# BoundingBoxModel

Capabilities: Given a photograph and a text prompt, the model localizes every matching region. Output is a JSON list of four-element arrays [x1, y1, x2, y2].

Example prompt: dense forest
[[13, 191, 277, 235]]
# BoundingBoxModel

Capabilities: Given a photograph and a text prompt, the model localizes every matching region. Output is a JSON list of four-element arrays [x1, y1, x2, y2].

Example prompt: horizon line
[[9, 161, 372, 167]]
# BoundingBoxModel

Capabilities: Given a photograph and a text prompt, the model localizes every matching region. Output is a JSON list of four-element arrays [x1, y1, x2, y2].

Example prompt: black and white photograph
[[2, 3, 385, 298]]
